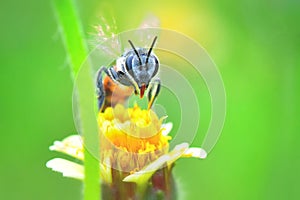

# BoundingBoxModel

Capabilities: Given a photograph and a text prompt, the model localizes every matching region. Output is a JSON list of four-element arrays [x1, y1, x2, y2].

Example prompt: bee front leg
[[147, 79, 161, 110]]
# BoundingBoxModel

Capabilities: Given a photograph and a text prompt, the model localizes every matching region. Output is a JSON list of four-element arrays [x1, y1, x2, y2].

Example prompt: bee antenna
[[146, 36, 158, 64], [128, 40, 142, 65]]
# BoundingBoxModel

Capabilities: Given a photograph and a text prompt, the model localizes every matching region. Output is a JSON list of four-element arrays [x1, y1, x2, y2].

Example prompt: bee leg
[[147, 79, 161, 110], [96, 67, 116, 111], [110, 69, 139, 94]]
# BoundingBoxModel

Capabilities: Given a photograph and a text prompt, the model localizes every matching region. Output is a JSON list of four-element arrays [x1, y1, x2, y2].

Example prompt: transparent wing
[[139, 14, 160, 29], [91, 16, 122, 59], [134, 14, 161, 49], [89, 15, 161, 68]]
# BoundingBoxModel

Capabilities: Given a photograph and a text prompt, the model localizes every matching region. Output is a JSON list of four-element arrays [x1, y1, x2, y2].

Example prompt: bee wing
[[122, 15, 161, 50], [139, 14, 161, 29], [91, 15, 161, 57], [91, 17, 122, 59]]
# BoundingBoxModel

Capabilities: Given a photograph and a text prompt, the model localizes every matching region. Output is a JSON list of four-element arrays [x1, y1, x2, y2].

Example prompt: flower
[[46, 104, 206, 199]]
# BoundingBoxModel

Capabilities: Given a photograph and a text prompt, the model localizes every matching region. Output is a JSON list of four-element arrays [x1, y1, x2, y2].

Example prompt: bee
[[96, 36, 161, 111]]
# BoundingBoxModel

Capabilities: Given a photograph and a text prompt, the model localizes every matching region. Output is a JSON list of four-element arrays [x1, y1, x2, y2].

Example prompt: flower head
[[98, 104, 172, 173], [47, 104, 206, 199]]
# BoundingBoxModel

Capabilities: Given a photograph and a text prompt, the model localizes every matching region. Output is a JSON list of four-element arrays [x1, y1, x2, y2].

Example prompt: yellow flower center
[[98, 104, 171, 154]]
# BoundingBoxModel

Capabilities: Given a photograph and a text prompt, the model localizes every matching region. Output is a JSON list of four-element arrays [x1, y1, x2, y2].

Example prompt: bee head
[[126, 37, 159, 98]]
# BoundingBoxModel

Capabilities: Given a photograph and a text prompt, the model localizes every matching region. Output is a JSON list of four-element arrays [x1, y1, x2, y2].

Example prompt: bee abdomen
[[103, 76, 134, 109]]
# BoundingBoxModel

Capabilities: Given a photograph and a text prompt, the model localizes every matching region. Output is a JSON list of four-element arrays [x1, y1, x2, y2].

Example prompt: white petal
[[49, 135, 84, 160], [123, 142, 189, 183], [182, 147, 207, 159], [100, 157, 112, 184], [161, 122, 173, 136], [46, 158, 84, 180]]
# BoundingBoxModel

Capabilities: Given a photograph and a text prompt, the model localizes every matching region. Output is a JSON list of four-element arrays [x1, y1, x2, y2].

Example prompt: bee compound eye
[[125, 55, 134, 71], [153, 56, 159, 65], [148, 55, 157, 65], [152, 59, 159, 77]]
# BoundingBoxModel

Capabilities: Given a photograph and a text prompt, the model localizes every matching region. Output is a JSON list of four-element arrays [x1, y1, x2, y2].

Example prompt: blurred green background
[[1, 0, 299, 199]]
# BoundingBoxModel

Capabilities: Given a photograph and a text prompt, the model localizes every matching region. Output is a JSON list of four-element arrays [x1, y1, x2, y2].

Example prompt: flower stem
[[53, 0, 100, 199]]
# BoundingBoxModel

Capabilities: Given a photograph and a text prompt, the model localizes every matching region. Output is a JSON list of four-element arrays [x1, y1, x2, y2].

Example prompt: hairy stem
[[53, 0, 100, 199]]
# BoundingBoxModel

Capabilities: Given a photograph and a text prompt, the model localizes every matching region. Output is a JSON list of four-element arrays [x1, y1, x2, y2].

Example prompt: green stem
[[53, 0, 100, 199]]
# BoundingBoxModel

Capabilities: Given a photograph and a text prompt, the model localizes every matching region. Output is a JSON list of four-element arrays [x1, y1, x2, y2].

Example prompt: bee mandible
[[96, 36, 161, 111]]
